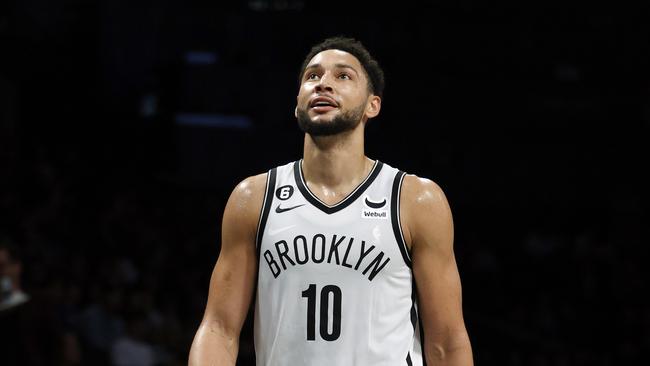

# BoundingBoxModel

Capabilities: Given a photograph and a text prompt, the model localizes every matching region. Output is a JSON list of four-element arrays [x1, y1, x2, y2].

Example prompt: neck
[[302, 123, 371, 187]]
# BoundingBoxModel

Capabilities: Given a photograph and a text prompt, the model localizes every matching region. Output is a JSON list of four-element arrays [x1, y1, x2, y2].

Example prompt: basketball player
[[189, 37, 473, 365]]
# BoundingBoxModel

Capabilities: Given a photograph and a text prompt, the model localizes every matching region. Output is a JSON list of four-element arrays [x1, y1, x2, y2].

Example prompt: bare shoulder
[[401, 174, 449, 208], [223, 172, 269, 228], [399, 174, 453, 251], [229, 173, 268, 205]]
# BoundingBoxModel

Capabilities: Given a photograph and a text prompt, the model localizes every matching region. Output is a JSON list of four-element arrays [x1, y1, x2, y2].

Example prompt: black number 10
[[301, 284, 342, 341]]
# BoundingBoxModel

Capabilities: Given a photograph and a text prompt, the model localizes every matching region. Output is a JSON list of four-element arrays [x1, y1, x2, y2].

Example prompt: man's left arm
[[401, 175, 473, 365]]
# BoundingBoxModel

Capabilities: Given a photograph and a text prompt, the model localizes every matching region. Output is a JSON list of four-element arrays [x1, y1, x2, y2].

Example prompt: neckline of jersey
[[293, 159, 384, 215]]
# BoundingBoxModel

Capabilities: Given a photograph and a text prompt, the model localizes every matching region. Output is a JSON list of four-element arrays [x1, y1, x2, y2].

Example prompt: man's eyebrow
[[304, 63, 360, 75], [334, 63, 360, 75]]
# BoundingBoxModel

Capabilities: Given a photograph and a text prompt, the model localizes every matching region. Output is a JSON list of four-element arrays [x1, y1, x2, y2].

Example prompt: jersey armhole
[[255, 168, 277, 259], [391, 170, 412, 267]]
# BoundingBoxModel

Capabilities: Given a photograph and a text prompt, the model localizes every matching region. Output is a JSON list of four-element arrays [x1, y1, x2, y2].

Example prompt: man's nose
[[315, 73, 334, 92]]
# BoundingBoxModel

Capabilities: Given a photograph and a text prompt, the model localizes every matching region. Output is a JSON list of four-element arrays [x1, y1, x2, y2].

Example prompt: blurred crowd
[[0, 137, 232, 365]]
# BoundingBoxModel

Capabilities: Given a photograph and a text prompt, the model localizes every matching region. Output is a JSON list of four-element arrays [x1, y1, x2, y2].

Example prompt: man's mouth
[[310, 96, 339, 113]]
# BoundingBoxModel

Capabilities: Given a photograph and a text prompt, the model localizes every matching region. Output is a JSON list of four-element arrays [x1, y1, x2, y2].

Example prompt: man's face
[[295, 49, 377, 136]]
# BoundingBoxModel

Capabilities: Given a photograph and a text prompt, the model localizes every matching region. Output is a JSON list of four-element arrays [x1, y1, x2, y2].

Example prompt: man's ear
[[366, 95, 381, 119], [294, 106, 298, 118]]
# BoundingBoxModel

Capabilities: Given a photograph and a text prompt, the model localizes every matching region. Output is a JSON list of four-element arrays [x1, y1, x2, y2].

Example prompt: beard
[[296, 104, 365, 136]]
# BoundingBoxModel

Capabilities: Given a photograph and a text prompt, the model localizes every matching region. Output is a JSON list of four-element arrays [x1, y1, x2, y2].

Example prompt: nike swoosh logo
[[268, 225, 296, 235], [275, 203, 305, 213], [364, 197, 387, 209]]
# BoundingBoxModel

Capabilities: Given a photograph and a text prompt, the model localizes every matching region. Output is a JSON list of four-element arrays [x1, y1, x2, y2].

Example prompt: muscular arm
[[401, 175, 473, 366], [188, 173, 267, 366]]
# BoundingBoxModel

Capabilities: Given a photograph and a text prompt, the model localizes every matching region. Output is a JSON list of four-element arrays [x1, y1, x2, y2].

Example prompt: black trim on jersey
[[401, 224, 420, 366], [255, 168, 277, 259], [293, 159, 384, 215], [410, 296, 417, 331], [391, 170, 412, 267], [410, 279, 418, 351], [419, 315, 427, 366]]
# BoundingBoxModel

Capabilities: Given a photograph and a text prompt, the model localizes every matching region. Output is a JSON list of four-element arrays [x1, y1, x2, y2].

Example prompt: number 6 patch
[[275, 185, 294, 200]]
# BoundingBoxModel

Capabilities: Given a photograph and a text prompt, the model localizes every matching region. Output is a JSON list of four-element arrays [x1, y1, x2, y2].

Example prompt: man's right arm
[[188, 173, 267, 366]]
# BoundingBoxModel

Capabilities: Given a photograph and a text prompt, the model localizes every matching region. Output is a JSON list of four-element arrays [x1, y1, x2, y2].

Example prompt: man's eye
[[339, 73, 351, 80], [307, 73, 319, 80]]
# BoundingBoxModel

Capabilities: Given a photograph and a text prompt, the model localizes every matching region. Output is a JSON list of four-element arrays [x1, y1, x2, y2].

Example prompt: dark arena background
[[1, 1, 648, 365]]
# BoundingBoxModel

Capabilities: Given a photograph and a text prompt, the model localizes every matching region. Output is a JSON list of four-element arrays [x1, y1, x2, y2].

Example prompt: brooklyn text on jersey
[[262, 233, 390, 280]]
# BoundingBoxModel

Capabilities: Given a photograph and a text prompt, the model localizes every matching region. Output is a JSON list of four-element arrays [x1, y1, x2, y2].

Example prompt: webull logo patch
[[362, 209, 388, 219]]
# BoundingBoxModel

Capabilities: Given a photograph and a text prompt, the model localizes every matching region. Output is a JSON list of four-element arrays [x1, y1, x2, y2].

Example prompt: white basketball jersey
[[254, 159, 425, 366]]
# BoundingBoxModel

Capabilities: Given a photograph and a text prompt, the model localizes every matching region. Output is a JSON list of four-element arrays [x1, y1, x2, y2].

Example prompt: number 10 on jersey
[[301, 284, 342, 341]]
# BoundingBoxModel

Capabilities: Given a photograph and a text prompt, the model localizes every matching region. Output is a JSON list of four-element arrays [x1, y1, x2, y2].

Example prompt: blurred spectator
[[0, 239, 29, 311], [76, 284, 126, 365], [0, 237, 80, 366], [0, 241, 29, 311], [110, 310, 156, 366]]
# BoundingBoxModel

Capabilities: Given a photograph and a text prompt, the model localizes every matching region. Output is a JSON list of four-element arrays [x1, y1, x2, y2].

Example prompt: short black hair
[[298, 36, 385, 99]]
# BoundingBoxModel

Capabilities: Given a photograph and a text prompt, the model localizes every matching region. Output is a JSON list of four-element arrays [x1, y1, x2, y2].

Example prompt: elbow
[[201, 316, 240, 341], [426, 342, 448, 361], [189, 318, 240, 365], [424, 330, 473, 364]]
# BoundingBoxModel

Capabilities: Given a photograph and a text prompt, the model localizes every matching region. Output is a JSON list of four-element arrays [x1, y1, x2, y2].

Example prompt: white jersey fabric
[[254, 159, 424, 366]]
